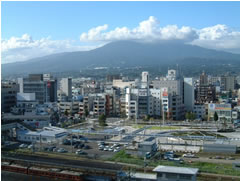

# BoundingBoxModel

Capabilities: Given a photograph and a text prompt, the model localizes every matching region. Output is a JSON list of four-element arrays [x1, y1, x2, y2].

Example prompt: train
[[1, 161, 84, 181]]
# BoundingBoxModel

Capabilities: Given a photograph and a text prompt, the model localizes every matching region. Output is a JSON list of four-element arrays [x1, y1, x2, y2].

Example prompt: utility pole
[[162, 105, 165, 126], [144, 156, 146, 173], [71, 133, 73, 153], [40, 134, 42, 151]]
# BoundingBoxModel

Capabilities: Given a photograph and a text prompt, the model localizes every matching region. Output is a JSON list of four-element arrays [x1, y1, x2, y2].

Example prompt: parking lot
[[4, 135, 124, 160]]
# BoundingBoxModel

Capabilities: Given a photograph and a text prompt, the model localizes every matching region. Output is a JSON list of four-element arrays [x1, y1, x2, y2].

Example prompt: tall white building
[[60, 78, 72, 101], [141, 71, 149, 88], [184, 78, 194, 112], [166, 69, 179, 80]]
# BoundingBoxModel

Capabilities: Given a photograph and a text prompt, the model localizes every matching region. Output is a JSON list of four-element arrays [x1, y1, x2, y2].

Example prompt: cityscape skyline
[[2, 2, 240, 180]]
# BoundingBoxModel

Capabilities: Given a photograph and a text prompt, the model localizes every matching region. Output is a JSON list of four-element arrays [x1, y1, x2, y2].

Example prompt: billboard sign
[[208, 103, 231, 111]]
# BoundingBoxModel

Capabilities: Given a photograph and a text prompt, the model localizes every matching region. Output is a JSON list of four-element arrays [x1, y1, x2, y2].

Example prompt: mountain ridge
[[2, 40, 240, 76]]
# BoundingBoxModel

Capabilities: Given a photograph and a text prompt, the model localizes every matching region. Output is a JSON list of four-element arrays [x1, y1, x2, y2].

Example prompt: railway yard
[[2, 119, 240, 180]]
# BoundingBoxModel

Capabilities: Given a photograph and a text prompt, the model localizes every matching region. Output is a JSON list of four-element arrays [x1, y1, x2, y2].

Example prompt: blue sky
[[2, 1, 240, 63], [2, 1, 240, 40]]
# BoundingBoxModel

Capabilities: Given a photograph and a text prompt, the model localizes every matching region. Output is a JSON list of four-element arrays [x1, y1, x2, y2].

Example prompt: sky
[[2, 1, 240, 64]]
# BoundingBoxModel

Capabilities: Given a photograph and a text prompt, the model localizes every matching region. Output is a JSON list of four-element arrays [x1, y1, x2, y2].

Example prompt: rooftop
[[17, 126, 68, 137], [131, 172, 157, 180], [153, 165, 198, 175]]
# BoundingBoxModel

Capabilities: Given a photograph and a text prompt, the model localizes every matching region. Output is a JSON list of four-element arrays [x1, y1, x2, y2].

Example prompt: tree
[[64, 109, 69, 116], [84, 109, 89, 117], [99, 114, 107, 127], [214, 112, 218, 122], [144, 115, 150, 121], [221, 117, 228, 130], [228, 89, 232, 98], [121, 111, 127, 118], [185, 112, 191, 120], [190, 112, 196, 121]]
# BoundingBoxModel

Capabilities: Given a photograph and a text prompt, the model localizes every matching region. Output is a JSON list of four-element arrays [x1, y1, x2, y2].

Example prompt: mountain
[[2, 41, 240, 76]]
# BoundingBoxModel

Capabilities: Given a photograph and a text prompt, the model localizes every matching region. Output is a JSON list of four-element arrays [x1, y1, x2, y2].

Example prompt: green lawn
[[149, 126, 180, 130], [132, 125, 180, 130], [109, 150, 240, 176]]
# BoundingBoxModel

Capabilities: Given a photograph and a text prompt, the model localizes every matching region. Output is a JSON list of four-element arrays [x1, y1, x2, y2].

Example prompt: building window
[[166, 173, 177, 179], [179, 174, 192, 180]]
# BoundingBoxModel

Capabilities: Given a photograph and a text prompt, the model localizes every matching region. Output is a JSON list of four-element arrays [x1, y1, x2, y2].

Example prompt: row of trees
[[185, 112, 196, 121]]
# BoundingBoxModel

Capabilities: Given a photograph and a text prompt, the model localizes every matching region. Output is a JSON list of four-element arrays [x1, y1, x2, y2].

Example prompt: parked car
[[43, 147, 49, 151], [53, 147, 58, 152], [113, 149, 120, 152], [83, 145, 90, 149], [226, 157, 235, 160], [28, 144, 33, 149], [72, 135, 78, 139], [19, 144, 28, 148], [108, 148, 113, 152], [76, 149, 87, 155], [98, 141, 105, 146], [99, 146, 104, 150], [63, 139, 71, 145], [4, 141, 11, 146], [74, 144, 79, 148], [113, 143, 120, 147], [48, 146, 56, 152], [57, 148, 67, 153], [182, 153, 198, 158], [215, 156, 225, 159], [78, 143, 85, 149]]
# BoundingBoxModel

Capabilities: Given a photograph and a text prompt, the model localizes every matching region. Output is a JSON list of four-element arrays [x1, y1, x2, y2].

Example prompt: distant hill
[[2, 40, 240, 76]]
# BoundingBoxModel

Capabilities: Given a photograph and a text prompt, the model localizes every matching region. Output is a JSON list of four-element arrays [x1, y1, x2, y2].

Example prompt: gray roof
[[17, 126, 68, 137], [153, 165, 198, 175], [131, 172, 157, 180]]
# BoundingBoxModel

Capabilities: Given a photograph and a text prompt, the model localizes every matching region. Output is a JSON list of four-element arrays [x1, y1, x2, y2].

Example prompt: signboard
[[138, 89, 147, 96], [47, 81, 51, 88], [208, 103, 231, 111], [162, 88, 168, 97]]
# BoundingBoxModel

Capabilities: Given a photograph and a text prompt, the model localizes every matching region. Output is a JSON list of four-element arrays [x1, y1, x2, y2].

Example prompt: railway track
[[3, 152, 240, 181], [2, 152, 124, 179]]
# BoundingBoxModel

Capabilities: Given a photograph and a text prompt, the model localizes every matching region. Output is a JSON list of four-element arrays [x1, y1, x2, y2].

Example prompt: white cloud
[[1, 34, 102, 64], [80, 16, 240, 53], [191, 24, 240, 53], [80, 16, 197, 42]]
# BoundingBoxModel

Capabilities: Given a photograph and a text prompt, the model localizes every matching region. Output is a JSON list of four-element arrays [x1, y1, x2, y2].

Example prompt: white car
[[19, 144, 28, 148], [57, 148, 67, 153], [113, 143, 120, 147], [53, 148, 58, 152], [104, 147, 108, 151], [113, 149, 120, 152], [28, 144, 33, 149], [182, 153, 197, 158], [76, 149, 82, 154], [108, 148, 113, 152]]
